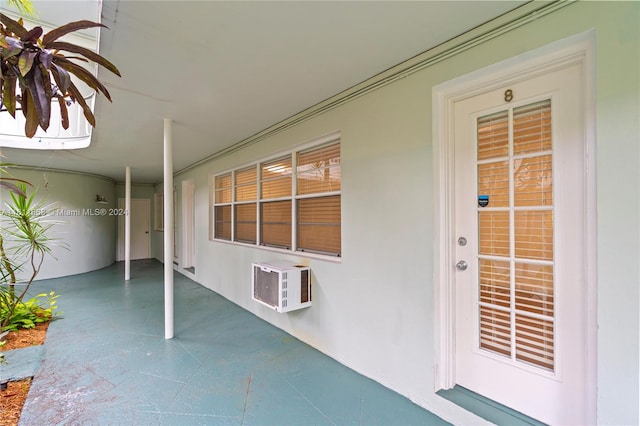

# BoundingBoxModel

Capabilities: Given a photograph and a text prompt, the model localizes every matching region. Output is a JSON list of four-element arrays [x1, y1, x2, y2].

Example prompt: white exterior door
[[453, 63, 587, 425], [118, 198, 151, 260]]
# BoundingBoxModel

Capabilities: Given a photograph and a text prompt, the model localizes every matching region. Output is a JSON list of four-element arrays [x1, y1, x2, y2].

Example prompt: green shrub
[[0, 289, 61, 332]]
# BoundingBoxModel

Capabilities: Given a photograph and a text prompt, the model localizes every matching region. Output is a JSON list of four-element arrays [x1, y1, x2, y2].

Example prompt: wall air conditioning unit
[[252, 262, 311, 313]]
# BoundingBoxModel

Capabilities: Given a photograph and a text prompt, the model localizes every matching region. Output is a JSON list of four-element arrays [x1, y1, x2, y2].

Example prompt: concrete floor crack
[[241, 371, 253, 425]]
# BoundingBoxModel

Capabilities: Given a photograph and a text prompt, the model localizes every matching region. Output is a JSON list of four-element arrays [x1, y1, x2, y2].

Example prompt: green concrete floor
[[15, 260, 449, 425]]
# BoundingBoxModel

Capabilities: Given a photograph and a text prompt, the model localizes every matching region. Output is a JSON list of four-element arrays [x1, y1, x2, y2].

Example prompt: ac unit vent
[[252, 262, 312, 313]]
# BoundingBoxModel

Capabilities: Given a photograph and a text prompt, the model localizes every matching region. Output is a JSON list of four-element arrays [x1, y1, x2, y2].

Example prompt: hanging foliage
[[0, 13, 121, 137], [5, 0, 36, 17]]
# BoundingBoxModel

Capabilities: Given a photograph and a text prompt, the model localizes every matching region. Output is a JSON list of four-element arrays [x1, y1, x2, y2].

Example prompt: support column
[[125, 166, 131, 281], [163, 118, 174, 339]]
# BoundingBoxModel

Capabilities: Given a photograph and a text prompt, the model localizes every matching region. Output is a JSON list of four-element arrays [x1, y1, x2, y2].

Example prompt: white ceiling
[[2, 1, 526, 183]]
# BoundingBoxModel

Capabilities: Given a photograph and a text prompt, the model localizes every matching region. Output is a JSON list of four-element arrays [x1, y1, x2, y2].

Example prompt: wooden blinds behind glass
[[234, 167, 257, 243], [212, 138, 341, 257], [297, 143, 341, 255], [260, 157, 292, 248], [214, 173, 232, 240], [477, 99, 555, 371]]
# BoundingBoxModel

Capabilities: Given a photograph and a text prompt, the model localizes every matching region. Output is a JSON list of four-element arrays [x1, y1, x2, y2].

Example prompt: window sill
[[210, 238, 342, 263]]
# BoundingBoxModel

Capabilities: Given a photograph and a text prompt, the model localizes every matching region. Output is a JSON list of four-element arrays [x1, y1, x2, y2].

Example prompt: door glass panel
[[514, 155, 552, 207], [479, 306, 511, 357], [515, 314, 554, 371], [478, 161, 509, 208], [515, 263, 554, 317], [478, 211, 510, 256], [514, 210, 553, 261], [478, 111, 509, 160], [476, 99, 555, 371], [513, 101, 552, 155], [479, 259, 511, 308]]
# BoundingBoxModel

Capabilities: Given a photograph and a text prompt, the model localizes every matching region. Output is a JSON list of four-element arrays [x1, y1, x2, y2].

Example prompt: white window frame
[[210, 131, 341, 261]]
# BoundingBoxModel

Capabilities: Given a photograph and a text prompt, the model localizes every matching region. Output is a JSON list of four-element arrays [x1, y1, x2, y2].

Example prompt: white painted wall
[[115, 183, 156, 258], [171, 2, 639, 424], [1, 168, 116, 280], [593, 6, 640, 419], [4, 2, 634, 424]]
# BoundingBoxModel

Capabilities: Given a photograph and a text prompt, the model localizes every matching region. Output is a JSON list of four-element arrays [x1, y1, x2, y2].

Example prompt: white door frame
[[181, 179, 195, 269], [432, 31, 596, 421]]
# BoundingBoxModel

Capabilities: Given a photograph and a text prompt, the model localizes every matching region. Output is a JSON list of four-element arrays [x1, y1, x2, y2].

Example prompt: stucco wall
[[2, 2, 631, 423], [150, 2, 640, 423], [1, 168, 116, 280]]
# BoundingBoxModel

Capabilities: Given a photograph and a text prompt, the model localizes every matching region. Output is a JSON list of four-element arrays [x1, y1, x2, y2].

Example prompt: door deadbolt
[[458, 237, 467, 246], [456, 260, 468, 271]]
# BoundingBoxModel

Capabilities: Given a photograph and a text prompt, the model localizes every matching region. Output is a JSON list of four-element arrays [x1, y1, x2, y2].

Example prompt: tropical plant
[[0, 183, 65, 332], [0, 12, 121, 137], [0, 152, 31, 195], [5, 0, 36, 17], [0, 158, 29, 195], [0, 288, 60, 332]]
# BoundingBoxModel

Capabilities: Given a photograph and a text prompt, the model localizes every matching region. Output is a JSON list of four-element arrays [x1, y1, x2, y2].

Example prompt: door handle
[[456, 260, 468, 271]]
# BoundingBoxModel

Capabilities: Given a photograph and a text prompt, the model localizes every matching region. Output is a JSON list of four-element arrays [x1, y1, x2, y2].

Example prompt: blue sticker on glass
[[478, 195, 489, 207]]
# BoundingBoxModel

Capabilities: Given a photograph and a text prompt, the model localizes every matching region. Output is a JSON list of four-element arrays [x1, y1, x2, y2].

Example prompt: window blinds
[[477, 99, 554, 371], [298, 196, 341, 255], [212, 141, 341, 256], [234, 167, 257, 243], [261, 200, 292, 248], [296, 143, 341, 255], [214, 173, 232, 240]]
